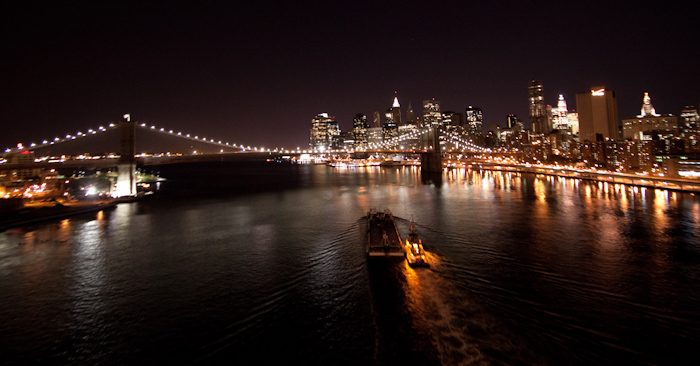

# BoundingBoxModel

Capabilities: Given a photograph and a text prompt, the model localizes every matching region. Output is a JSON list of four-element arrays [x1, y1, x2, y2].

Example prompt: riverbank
[[0, 200, 118, 232], [468, 162, 700, 193]]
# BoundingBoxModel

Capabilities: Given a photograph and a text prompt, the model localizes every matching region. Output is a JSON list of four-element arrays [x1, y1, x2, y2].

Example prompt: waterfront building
[[367, 127, 384, 146], [352, 113, 369, 149], [341, 132, 355, 151], [667, 155, 700, 178], [2, 150, 41, 182], [309, 113, 339, 151], [328, 118, 341, 150], [622, 92, 679, 140], [529, 80, 549, 134], [422, 99, 442, 127], [576, 86, 620, 142]]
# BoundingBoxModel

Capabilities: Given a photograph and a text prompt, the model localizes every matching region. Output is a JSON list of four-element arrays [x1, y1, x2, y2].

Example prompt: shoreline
[[0, 201, 119, 232], [465, 163, 700, 193]]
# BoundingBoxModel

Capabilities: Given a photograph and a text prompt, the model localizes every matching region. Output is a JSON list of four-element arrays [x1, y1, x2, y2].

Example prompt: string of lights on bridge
[[365, 127, 488, 153], [3, 121, 276, 155], [4, 123, 120, 153], [4, 121, 488, 156]]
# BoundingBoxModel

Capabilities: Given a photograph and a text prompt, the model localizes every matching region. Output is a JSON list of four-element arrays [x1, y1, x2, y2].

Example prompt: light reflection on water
[[0, 164, 699, 365]]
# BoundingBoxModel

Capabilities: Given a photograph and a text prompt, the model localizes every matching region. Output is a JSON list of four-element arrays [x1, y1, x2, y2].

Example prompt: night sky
[[3, 1, 699, 151]]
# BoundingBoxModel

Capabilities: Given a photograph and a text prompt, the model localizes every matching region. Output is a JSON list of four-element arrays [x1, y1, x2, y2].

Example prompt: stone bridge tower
[[116, 114, 136, 197]]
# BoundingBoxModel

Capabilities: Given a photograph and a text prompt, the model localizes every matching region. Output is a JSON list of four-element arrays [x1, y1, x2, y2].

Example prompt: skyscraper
[[423, 99, 442, 127], [529, 80, 548, 134], [506, 114, 521, 129], [622, 92, 679, 140], [640, 92, 659, 117], [576, 87, 620, 142], [309, 113, 337, 151], [464, 106, 484, 146], [352, 113, 369, 149], [557, 94, 568, 123], [392, 97, 402, 126], [384, 104, 398, 140], [681, 105, 699, 134], [464, 105, 482, 130], [372, 110, 381, 128], [552, 94, 570, 131], [406, 102, 416, 125], [442, 111, 462, 140]]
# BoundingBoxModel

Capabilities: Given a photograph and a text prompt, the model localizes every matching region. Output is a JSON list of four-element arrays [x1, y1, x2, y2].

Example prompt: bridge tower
[[420, 126, 442, 173], [116, 114, 136, 197]]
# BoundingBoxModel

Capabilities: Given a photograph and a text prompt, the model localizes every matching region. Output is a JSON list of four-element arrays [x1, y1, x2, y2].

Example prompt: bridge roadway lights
[[116, 163, 136, 197]]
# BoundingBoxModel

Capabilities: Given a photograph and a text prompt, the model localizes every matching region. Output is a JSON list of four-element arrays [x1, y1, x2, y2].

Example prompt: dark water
[[1, 162, 700, 365]]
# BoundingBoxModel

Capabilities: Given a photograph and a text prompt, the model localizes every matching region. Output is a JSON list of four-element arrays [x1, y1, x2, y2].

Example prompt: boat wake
[[395, 221, 540, 366]]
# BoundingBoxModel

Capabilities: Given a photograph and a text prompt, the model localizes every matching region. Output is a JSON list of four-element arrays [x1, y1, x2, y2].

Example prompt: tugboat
[[404, 218, 429, 267], [366, 208, 405, 258]]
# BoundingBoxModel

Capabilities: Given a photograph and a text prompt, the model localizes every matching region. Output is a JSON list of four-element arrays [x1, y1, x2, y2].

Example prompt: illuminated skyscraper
[[557, 94, 568, 123], [640, 92, 659, 117], [622, 92, 678, 140], [384, 103, 398, 140], [552, 94, 570, 131], [681, 105, 699, 134], [352, 113, 369, 149], [442, 111, 462, 142], [392, 97, 402, 126], [309, 113, 337, 151], [423, 99, 442, 127], [465, 105, 483, 137], [576, 87, 620, 142], [529, 80, 548, 134]]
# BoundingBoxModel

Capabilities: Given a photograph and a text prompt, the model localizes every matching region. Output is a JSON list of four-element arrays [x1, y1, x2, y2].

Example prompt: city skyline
[[3, 2, 699, 150]]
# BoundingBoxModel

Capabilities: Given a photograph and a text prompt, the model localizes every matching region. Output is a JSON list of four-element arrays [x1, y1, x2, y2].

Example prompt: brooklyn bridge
[[1, 115, 522, 197]]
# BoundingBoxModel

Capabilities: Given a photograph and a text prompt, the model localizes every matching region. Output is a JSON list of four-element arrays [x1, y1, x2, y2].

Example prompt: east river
[[1, 162, 700, 365]]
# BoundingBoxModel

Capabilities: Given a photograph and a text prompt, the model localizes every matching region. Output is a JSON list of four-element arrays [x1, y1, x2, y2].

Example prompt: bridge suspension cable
[[3, 119, 277, 156], [366, 126, 487, 153], [3, 123, 120, 154], [439, 131, 489, 152]]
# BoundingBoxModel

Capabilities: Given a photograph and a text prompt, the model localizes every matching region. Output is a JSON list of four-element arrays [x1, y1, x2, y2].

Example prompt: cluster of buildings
[[310, 82, 700, 178], [309, 97, 486, 152], [519, 81, 700, 177]]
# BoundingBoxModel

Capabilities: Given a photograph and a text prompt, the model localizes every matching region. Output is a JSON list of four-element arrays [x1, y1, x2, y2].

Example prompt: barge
[[366, 208, 404, 258]]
